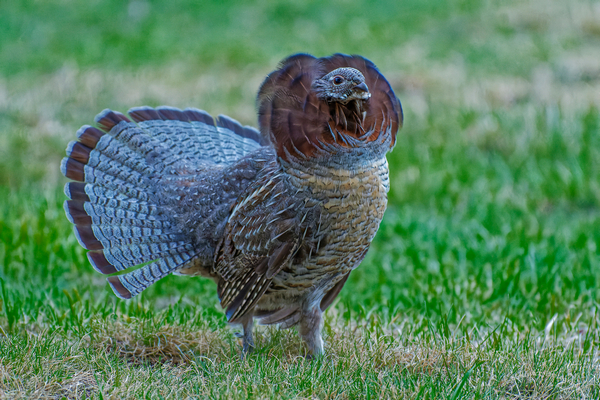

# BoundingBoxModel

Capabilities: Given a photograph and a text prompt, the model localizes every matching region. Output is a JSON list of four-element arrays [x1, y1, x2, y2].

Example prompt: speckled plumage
[[61, 53, 402, 356]]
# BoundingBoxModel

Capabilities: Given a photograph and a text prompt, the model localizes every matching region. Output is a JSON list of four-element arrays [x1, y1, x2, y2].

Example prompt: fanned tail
[[61, 106, 263, 298]]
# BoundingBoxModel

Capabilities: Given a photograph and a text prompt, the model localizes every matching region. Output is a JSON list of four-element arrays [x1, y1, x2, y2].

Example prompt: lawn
[[1, 0, 600, 398]]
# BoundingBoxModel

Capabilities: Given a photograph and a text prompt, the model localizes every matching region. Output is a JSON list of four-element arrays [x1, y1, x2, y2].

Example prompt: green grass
[[1, 0, 600, 398]]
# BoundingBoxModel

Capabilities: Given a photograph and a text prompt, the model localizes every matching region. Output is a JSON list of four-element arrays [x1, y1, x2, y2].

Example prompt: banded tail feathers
[[61, 106, 264, 298]]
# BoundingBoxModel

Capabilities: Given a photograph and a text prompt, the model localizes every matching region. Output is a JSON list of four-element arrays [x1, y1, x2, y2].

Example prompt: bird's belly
[[261, 156, 390, 305]]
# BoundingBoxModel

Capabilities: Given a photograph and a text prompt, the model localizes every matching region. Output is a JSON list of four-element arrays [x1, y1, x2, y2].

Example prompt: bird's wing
[[214, 163, 316, 322]]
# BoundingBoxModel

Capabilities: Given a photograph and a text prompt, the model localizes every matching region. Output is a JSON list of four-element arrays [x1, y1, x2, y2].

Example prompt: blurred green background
[[1, 0, 600, 335]]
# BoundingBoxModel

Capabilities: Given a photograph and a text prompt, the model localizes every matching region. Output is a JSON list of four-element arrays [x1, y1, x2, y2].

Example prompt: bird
[[60, 53, 403, 356]]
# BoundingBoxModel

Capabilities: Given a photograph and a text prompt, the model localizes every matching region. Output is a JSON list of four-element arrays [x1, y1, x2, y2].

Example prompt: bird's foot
[[238, 316, 255, 359]]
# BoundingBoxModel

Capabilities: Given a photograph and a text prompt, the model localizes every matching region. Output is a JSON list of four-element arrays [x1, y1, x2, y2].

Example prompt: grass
[[1, 0, 600, 398]]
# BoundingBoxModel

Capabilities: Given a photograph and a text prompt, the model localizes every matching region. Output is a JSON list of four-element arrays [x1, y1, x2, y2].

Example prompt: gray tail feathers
[[61, 106, 263, 299]]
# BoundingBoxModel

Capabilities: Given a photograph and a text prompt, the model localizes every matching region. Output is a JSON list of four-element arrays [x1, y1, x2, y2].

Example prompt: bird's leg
[[298, 305, 324, 358], [239, 315, 255, 356]]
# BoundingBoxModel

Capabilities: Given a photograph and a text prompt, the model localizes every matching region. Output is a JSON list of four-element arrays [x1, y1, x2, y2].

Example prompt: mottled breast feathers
[[257, 53, 403, 161]]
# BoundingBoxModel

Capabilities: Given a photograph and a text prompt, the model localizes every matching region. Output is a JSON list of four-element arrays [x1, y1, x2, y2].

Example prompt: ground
[[1, 0, 600, 398]]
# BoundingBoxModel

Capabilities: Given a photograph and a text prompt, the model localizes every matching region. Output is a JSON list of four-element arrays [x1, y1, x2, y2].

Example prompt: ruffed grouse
[[61, 53, 403, 356]]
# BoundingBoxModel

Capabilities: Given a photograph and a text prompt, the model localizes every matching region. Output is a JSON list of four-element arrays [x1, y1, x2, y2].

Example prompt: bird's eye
[[333, 76, 344, 85]]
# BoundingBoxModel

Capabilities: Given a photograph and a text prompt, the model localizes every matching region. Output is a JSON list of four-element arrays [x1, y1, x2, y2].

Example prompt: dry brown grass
[[86, 318, 230, 365]]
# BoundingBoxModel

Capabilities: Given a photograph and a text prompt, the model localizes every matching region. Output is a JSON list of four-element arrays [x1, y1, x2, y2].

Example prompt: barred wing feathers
[[215, 164, 307, 322]]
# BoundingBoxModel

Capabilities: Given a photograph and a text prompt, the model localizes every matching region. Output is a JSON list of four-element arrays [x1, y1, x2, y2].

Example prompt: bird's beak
[[352, 82, 371, 100], [353, 82, 369, 93]]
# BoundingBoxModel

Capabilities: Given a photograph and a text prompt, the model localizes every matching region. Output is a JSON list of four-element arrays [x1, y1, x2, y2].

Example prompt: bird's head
[[311, 67, 371, 104], [257, 53, 402, 161]]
